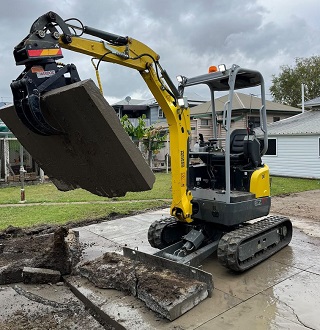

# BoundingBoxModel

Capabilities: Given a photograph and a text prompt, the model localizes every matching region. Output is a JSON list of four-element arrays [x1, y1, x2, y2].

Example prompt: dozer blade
[[0, 79, 154, 196]]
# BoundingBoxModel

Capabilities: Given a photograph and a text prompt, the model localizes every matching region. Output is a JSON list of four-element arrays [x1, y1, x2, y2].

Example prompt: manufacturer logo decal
[[36, 70, 55, 78]]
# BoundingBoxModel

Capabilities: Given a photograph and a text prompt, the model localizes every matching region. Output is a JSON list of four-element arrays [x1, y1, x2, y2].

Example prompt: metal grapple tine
[[11, 78, 60, 136]]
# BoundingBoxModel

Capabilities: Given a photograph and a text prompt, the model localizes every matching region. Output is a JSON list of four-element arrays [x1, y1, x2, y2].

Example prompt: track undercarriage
[[148, 215, 292, 272]]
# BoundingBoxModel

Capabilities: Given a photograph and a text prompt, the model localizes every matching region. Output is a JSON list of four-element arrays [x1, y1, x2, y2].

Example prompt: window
[[265, 138, 277, 156], [158, 108, 164, 118], [248, 116, 260, 128], [273, 116, 280, 122], [200, 119, 209, 126]]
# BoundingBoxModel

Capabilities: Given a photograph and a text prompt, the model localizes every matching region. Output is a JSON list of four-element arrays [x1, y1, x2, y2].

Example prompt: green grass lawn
[[270, 176, 320, 196], [0, 172, 172, 204], [0, 200, 167, 230], [0, 172, 319, 230], [0, 173, 172, 230]]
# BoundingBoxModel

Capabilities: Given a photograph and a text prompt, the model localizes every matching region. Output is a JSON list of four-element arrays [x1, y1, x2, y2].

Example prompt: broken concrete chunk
[[23, 267, 61, 284], [0, 227, 81, 285], [78, 252, 208, 320], [0, 79, 155, 197], [79, 252, 137, 295]]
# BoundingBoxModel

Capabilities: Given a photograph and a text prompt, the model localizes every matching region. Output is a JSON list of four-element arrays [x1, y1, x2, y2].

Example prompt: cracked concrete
[[71, 208, 320, 330], [1, 208, 320, 329], [0, 283, 107, 329], [76, 252, 209, 320]]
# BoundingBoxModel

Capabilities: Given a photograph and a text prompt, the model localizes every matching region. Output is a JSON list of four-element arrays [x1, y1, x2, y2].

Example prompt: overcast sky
[[1, 0, 320, 105]]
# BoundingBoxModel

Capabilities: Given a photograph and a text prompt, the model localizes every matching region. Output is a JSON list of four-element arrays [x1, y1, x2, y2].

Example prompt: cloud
[[1, 0, 320, 103]]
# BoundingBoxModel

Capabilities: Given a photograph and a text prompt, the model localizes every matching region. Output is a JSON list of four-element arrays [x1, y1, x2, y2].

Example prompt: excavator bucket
[[0, 79, 154, 196]]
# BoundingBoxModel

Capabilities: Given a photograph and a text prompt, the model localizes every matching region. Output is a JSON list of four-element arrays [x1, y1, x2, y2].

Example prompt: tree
[[120, 114, 147, 140], [270, 56, 320, 107], [142, 126, 168, 167], [120, 114, 168, 167]]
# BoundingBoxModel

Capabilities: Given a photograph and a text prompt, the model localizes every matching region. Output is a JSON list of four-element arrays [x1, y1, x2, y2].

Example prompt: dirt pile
[[0, 227, 80, 284]]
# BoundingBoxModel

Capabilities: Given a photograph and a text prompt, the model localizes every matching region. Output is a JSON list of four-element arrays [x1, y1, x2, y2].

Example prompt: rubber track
[[148, 217, 177, 249], [217, 215, 292, 272]]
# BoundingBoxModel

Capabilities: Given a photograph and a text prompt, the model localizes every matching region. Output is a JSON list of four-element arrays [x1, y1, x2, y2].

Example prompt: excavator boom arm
[[12, 11, 193, 222]]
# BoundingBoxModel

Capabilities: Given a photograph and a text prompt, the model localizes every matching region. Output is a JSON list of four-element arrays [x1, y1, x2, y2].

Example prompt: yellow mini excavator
[[4, 11, 292, 304]]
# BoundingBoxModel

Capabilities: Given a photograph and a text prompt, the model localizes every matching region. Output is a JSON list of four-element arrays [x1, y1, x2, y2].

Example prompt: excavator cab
[[181, 65, 270, 226]]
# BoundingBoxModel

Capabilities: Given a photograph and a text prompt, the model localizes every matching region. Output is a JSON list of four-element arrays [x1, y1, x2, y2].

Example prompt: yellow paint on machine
[[250, 165, 270, 198], [41, 49, 62, 56]]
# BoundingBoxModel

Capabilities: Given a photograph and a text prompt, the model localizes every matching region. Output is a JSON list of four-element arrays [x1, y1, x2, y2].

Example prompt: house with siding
[[258, 99, 320, 179], [113, 91, 207, 127], [189, 92, 301, 148], [112, 93, 207, 168]]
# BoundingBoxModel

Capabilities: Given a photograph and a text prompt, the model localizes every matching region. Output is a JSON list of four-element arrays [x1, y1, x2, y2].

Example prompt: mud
[[0, 283, 109, 330], [0, 79, 155, 197], [78, 252, 208, 320], [0, 227, 80, 285]]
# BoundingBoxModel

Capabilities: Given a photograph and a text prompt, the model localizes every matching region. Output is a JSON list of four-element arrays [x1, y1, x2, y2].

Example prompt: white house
[[259, 109, 320, 179]]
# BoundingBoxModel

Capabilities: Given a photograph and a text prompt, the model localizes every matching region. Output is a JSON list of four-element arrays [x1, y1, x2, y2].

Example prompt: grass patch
[[0, 172, 319, 230], [0, 200, 167, 231], [0, 172, 172, 204], [270, 176, 320, 196]]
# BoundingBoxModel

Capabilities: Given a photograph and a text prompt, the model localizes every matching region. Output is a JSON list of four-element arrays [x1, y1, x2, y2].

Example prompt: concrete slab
[[0, 79, 154, 197], [202, 254, 302, 301], [22, 267, 61, 284], [78, 209, 169, 255], [77, 252, 210, 321], [66, 276, 242, 330], [76, 227, 123, 262], [270, 228, 320, 270], [264, 270, 320, 329], [72, 210, 320, 329], [83, 210, 168, 240], [308, 265, 320, 276], [198, 271, 320, 330], [195, 290, 310, 330], [0, 283, 105, 329]]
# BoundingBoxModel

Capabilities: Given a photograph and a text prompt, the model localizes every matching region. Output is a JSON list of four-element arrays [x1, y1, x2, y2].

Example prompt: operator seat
[[230, 129, 262, 168], [229, 129, 247, 162]]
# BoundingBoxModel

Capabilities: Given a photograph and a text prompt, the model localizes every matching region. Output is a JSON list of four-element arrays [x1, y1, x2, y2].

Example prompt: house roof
[[256, 109, 320, 136], [190, 92, 302, 117], [112, 99, 148, 106], [303, 96, 320, 108], [113, 92, 208, 107]]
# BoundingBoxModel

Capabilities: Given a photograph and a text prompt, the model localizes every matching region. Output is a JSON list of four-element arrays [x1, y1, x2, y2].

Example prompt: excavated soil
[[79, 252, 205, 301], [270, 189, 320, 220]]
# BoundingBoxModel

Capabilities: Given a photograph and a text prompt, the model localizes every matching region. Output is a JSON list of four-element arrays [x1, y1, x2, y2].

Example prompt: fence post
[[19, 144, 26, 203], [4, 135, 9, 182]]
